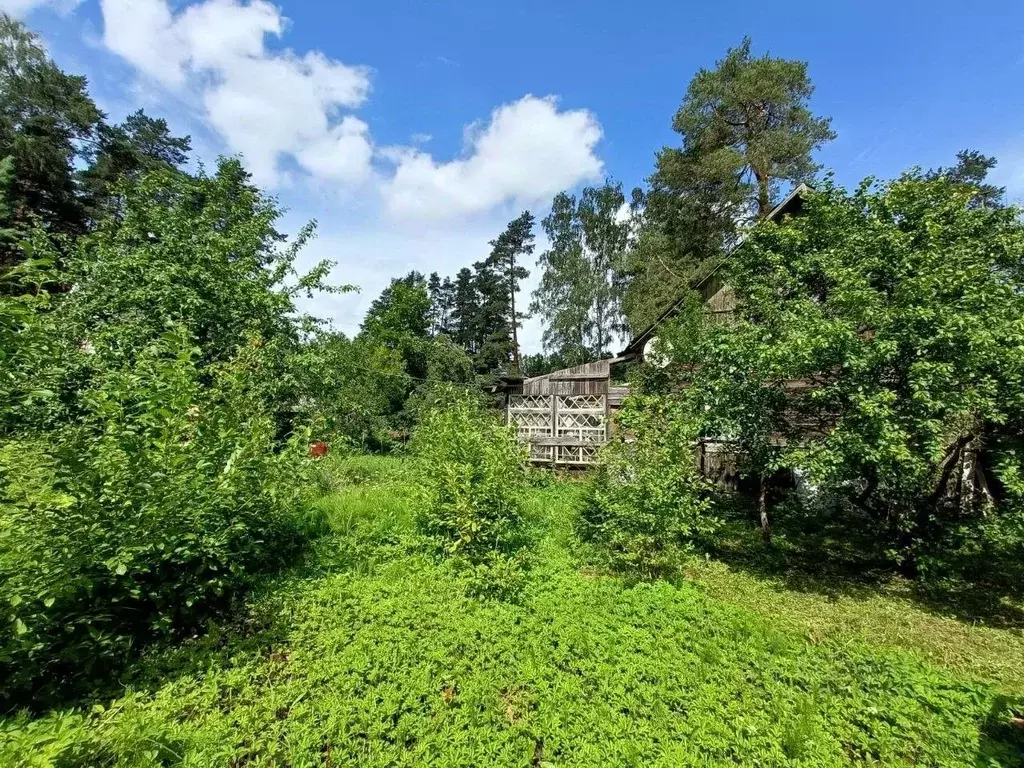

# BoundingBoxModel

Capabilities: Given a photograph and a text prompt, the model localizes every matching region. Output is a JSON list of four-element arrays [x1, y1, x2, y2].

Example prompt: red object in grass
[[309, 441, 329, 459]]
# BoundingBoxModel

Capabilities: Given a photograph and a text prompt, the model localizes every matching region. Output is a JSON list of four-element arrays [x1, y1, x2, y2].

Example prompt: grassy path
[[3, 457, 1022, 767]]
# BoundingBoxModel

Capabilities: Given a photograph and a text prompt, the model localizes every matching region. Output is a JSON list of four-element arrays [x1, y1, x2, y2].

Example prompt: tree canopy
[[532, 183, 629, 362], [0, 15, 100, 251], [623, 37, 835, 334], [648, 172, 1024, 563]]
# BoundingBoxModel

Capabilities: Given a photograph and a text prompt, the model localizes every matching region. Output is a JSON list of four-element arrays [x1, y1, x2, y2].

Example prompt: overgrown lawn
[[3, 457, 1022, 767]]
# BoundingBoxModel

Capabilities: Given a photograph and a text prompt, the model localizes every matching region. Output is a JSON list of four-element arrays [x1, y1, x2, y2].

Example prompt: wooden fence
[[507, 393, 608, 466]]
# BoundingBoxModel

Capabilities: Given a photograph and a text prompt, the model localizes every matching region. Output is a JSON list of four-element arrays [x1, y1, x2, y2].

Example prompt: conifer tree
[[482, 211, 534, 373]]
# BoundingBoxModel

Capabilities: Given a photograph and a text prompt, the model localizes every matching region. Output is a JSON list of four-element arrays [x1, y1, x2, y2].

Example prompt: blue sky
[[8, 0, 1024, 351]]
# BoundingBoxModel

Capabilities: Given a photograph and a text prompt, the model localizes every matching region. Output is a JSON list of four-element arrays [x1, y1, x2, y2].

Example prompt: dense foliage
[[531, 182, 630, 362], [581, 395, 715, 576], [3, 12, 1024, 763], [294, 331, 409, 450], [0, 156, 337, 703], [1, 461, 1020, 766], [646, 173, 1024, 580], [619, 37, 835, 334], [1, 331, 321, 705], [413, 388, 530, 593], [0, 18, 346, 700]]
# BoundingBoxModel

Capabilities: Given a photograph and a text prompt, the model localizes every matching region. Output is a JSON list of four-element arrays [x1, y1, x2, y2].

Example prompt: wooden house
[[503, 185, 809, 467], [620, 184, 808, 365]]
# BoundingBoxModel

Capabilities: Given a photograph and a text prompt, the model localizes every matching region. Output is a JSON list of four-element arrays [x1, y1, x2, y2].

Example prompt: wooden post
[[550, 394, 558, 467], [603, 393, 610, 444]]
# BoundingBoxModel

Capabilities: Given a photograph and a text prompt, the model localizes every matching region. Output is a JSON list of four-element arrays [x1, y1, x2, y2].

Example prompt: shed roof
[[621, 183, 811, 359]]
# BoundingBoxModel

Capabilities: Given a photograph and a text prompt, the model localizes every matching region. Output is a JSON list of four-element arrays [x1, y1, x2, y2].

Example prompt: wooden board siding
[[608, 385, 630, 409], [702, 274, 736, 326], [522, 360, 611, 397], [508, 360, 630, 465]]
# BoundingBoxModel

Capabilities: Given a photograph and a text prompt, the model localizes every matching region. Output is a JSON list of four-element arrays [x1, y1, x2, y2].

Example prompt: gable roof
[[620, 183, 811, 359]]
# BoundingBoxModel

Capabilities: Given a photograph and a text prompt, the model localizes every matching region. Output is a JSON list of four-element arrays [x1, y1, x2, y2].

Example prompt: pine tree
[[925, 149, 1004, 209], [80, 109, 191, 221], [656, 36, 835, 222], [427, 272, 443, 334], [438, 277, 454, 335], [627, 37, 835, 332], [483, 211, 534, 373], [427, 272, 456, 336]]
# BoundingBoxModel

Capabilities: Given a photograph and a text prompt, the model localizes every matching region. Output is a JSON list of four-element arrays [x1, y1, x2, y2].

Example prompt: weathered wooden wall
[[508, 361, 625, 466], [701, 273, 736, 326], [522, 360, 611, 397]]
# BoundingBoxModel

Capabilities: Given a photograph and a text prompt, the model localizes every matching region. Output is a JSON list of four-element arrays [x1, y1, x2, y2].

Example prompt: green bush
[[412, 387, 529, 595], [0, 331, 321, 706], [580, 395, 716, 577]]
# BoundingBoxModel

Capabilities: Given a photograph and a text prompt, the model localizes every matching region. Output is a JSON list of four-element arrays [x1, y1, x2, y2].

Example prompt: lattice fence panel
[[529, 444, 554, 463], [508, 398, 552, 445], [556, 445, 601, 466], [508, 394, 608, 466], [508, 395, 550, 411], [558, 394, 605, 412], [557, 410, 606, 443]]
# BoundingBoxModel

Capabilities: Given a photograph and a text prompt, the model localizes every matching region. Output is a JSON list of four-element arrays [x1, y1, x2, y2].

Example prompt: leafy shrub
[[293, 332, 410, 452], [412, 386, 529, 595], [580, 395, 715, 577], [0, 330, 321, 706]]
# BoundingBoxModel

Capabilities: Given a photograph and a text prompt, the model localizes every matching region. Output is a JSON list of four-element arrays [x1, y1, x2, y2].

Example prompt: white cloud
[[0, 0, 80, 16], [97, 2, 605, 223], [99, 0, 372, 186], [381, 95, 604, 220], [94, 2, 605, 350]]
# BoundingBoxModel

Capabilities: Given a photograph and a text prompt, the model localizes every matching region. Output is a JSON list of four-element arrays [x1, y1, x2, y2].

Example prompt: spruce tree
[[471, 258, 511, 375], [0, 14, 101, 263], [450, 267, 479, 355]]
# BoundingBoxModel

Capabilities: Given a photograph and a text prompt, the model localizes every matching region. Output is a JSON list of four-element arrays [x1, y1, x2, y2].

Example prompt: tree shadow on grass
[[704, 494, 1024, 630], [977, 694, 1024, 767], [112, 527, 413, 702], [2, 521, 410, 719]]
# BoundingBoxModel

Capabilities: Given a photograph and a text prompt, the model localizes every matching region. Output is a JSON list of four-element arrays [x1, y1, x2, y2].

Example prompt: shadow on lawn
[[705, 495, 1024, 630], [12, 523, 410, 717], [977, 694, 1024, 766]]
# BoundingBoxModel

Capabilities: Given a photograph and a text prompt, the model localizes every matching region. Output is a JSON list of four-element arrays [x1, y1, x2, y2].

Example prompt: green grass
[[2, 456, 1022, 767], [684, 555, 1024, 694]]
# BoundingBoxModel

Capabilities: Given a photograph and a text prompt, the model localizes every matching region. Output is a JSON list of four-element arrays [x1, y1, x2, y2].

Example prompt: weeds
[[2, 458, 1023, 767]]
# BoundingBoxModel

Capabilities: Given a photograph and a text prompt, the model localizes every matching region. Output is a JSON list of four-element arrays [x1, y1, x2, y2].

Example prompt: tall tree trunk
[[757, 474, 772, 546], [510, 255, 520, 374], [753, 167, 771, 219]]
